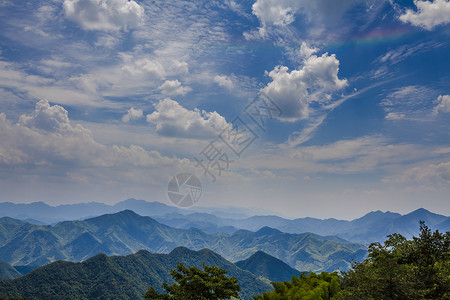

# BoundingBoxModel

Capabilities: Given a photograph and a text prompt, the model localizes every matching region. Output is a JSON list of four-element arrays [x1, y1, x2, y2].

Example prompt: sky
[[0, 0, 449, 219]]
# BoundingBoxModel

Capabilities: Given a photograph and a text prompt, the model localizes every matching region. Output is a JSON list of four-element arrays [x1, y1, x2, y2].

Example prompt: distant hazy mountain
[[0, 211, 365, 272], [0, 260, 21, 279], [2, 198, 447, 244], [0, 247, 271, 300], [157, 208, 450, 244], [0, 198, 269, 224], [0, 199, 180, 223], [154, 212, 238, 234], [236, 251, 301, 282]]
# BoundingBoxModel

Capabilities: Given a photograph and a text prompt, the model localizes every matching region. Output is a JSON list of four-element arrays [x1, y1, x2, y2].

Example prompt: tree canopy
[[254, 221, 450, 299], [340, 221, 450, 299], [254, 271, 341, 300], [144, 263, 241, 300]]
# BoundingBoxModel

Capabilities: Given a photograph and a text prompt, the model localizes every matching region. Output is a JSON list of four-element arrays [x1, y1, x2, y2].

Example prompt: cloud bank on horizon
[[0, 0, 449, 219]]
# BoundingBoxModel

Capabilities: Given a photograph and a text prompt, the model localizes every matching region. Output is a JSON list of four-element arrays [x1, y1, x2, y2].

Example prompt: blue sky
[[0, 0, 449, 219]]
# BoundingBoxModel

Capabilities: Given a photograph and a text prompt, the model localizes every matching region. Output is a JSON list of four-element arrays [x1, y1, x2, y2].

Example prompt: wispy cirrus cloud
[[380, 85, 439, 121]]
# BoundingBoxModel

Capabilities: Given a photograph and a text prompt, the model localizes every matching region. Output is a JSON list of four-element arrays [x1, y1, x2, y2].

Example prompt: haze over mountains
[[0, 199, 448, 299], [2, 199, 449, 244], [0, 210, 365, 272], [0, 199, 267, 223]]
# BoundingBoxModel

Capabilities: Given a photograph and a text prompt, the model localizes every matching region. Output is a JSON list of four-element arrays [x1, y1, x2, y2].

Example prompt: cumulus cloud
[[146, 98, 228, 139], [399, 0, 450, 30], [298, 42, 319, 60], [252, 0, 301, 28], [122, 107, 143, 122], [433, 95, 450, 114], [0, 100, 183, 177], [18, 99, 72, 132], [159, 80, 192, 96], [63, 0, 145, 31], [262, 52, 347, 122], [214, 75, 234, 90]]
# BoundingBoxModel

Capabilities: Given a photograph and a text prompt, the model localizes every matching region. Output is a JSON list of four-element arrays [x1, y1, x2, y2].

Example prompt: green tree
[[144, 263, 241, 300], [254, 271, 342, 300], [340, 222, 450, 299]]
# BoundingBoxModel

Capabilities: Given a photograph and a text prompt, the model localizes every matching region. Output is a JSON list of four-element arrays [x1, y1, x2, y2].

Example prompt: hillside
[[236, 251, 301, 282], [0, 260, 21, 279], [0, 247, 271, 300], [0, 211, 366, 272]]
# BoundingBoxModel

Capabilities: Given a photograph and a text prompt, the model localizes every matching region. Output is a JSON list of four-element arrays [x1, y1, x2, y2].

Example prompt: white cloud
[[252, 0, 300, 28], [385, 112, 406, 120], [95, 34, 121, 48], [146, 98, 228, 139], [119, 54, 166, 78], [248, 0, 369, 38], [214, 75, 234, 90], [433, 95, 450, 114], [18, 100, 72, 132], [384, 162, 450, 185], [159, 80, 192, 96], [0, 100, 187, 185], [298, 42, 319, 60], [242, 136, 437, 175], [399, 0, 450, 30], [122, 107, 143, 122], [73, 53, 174, 97], [381, 86, 436, 121], [378, 42, 442, 65], [63, 0, 145, 31], [0, 60, 106, 108], [262, 52, 347, 122]]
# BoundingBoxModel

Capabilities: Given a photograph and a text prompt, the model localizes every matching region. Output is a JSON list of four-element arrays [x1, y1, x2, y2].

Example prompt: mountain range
[[236, 251, 301, 283], [0, 199, 269, 224], [154, 208, 450, 244], [2, 199, 448, 244], [0, 247, 272, 300], [0, 210, 366, 272]]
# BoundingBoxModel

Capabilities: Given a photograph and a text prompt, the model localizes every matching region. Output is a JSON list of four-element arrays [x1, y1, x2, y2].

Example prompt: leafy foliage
[[253, 222, 450, 300], [254, 272, 341, 300], [144, 263, 240, 300], [340, 221, 450, 299]]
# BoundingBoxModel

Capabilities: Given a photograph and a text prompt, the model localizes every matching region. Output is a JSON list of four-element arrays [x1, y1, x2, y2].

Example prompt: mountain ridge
[[0, 246, 272, 300], [236, 251, 301, 282], [1, 199, 448, 244], [0, 210, 366, 272]]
